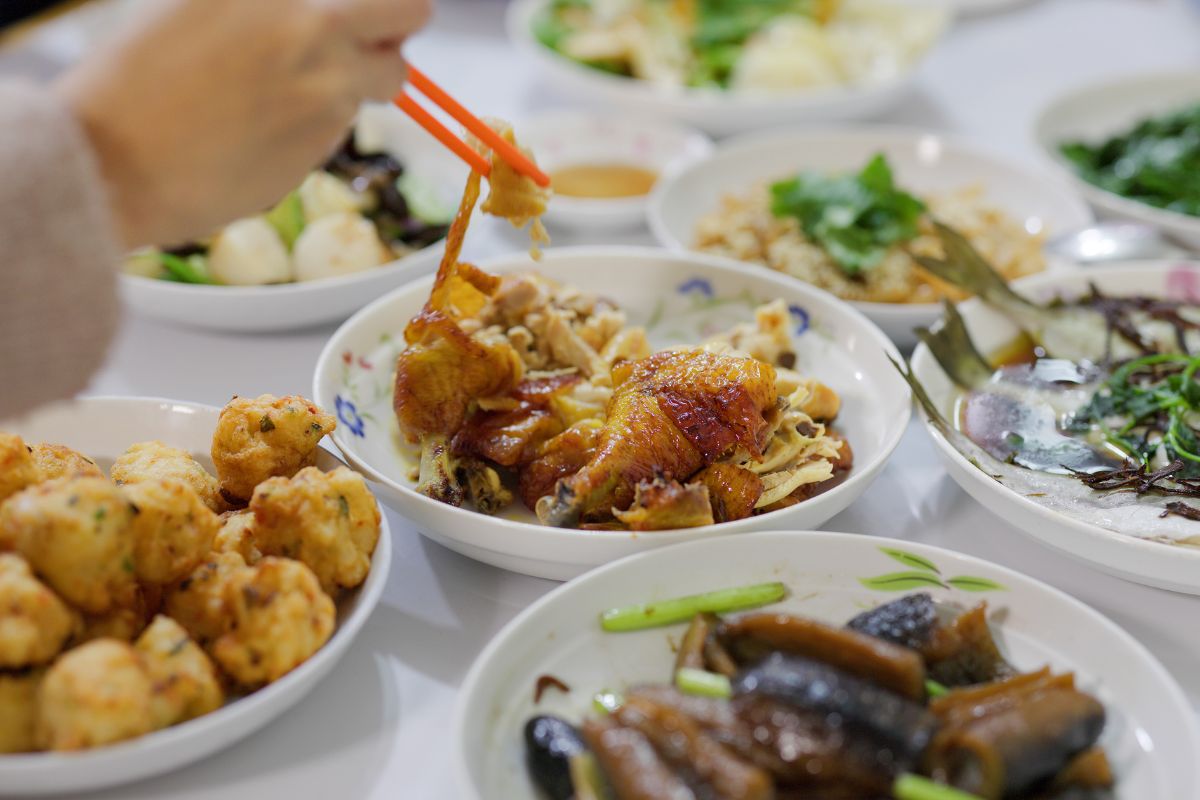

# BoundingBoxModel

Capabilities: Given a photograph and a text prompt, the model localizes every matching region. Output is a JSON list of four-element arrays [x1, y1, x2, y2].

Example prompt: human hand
[[56, 0, 432, 248]]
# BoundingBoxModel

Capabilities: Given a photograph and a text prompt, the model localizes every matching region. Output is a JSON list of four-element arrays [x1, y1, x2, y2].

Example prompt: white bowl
[[0, 397, 391, 795], [1035, 71, 1200, 249], [506, 0, 950, 136], [120, 106, 465, 333], [454, 530, 1200, 799], [648, 125, 1093, 348], [516, 111, 712, 233], [313, 247, 910, 580], [910, 262, 1200, 594]]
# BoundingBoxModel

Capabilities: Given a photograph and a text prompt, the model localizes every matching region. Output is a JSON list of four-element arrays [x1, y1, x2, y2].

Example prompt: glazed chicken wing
[[537, 349, 777, 527]]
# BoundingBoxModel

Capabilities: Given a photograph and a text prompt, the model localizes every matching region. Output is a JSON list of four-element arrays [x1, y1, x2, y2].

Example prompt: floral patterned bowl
[[312, 247, 910, 580]]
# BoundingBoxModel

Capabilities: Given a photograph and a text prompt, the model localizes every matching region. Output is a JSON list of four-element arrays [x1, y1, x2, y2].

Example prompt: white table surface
[[6, 0, 1200, 797]]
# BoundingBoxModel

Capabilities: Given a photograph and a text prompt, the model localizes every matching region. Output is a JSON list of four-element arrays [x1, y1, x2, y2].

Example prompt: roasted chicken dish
[[525, 589, 1115, 800], [392, 126, 851, 531]]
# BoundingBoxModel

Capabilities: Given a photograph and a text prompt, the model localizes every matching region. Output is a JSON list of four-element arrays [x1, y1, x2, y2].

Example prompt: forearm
[[0, 81, 121, 420]]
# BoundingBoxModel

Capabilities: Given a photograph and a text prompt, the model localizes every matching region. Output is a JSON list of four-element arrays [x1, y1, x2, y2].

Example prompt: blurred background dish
[[1035, 71, 1200, 250], [649, 125, 1092, 346], [515, 111, 712, 232], [506, 0, 950, 135]]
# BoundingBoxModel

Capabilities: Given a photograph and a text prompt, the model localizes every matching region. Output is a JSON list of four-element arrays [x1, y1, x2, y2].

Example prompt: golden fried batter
[[0, 554, 78, 668], [36, 639, 155, 751], [111, 441, 225, 514], [0, 670, 41, 753], [211, 557, 335, 687], [135, 615, 223, 729], [249, 466, 380, 594], [213, 511, 262, 564], [210, 395, 336, 503], [30, 443, 105, 481], [163, 551, 250, 646], [0, 477, 138, 614], [123, 479, 220, 585], [76, 588, 158, 644], [0, 433, 39, 506]]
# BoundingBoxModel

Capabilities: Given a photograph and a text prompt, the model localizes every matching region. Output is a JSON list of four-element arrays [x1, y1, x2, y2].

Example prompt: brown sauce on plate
[[550, 163, 658, 199]]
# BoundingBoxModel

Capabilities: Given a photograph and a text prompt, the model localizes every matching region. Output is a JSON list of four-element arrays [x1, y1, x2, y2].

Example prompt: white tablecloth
[[9, 0, 1200, 797]]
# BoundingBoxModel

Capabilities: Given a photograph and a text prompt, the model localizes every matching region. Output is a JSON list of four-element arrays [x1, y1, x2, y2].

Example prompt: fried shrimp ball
[[213, 511, 262, 564], [0, 477, 138, 614], [0, 554, 78, 668], [211, 557, 335, 687], [30, 443, 105, 481], [76, 587, 159, 644], [123, 480, 220, 585], [36, 639, 155, 751], [0, 433, 39, 505], [211, 395, 336, 503], [163, 552, 250, 645], [111, 441, 224, 514], [135, 616, 223, 729], [250, 466, 380, 595], [0, 670, 42, 753]]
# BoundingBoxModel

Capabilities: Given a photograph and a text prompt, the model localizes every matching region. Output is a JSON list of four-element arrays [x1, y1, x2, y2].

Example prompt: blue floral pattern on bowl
[[335, 395, 366, 438]]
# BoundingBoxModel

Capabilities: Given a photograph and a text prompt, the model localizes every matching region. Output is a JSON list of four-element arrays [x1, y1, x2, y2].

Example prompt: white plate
[[516, 111, 712, 233], [1034, 71, 1200, 249], [951, 0, 1037, 14], [313, 247, 910, 580], [454, 530, 1200, 799], [648, 126, 1093, 347], [506, 0, 950, 136], [0, 397, 391, 795], [910, 262, 1200, 594], [120, 106, 465, 333]]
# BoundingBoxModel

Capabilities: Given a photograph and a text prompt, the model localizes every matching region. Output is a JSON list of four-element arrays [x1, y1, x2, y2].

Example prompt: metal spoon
[[1046, 222, 1191, 264]]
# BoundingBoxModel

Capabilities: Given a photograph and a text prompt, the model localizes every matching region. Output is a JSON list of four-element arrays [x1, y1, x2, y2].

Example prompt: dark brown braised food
[[523, 593, 1114, 800]]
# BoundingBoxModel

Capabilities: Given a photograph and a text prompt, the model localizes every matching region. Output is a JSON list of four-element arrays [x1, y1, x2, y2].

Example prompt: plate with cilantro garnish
[[649, 126, 1092, 345]]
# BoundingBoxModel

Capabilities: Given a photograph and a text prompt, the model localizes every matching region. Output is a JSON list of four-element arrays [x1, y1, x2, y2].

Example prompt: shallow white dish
[[313, 247, 910, 580], [516, 111, 712, 232], [649, 125, 1093, 348], [120, 105, 465, 333], [454, 530, 1200, 799], [1035, 71, 1200, 249], [506, 0, 950, 136], [0, 397, 391, 796], [911, 262, 1200, 594]]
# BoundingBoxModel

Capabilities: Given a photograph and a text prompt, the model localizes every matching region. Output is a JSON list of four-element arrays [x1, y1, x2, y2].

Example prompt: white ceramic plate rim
[[506, 0, 946, 109], [911, 264, 1200, 566], [451, 528, 1200, 799], [0, 396, 392, 778], [648, 123, 1094, 318], [313, 245, 910, 545]]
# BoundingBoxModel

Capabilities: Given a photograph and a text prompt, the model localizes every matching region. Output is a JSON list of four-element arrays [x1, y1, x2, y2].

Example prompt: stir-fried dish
[[1060, 103, 1200, 218], [124, 131, 451, 286], [391, 127, 851, 531], [694, 154, 1046, 305], [534, 0, 945, 92], [899, 224, 1200, 547], [523, 584, 1114, 799]]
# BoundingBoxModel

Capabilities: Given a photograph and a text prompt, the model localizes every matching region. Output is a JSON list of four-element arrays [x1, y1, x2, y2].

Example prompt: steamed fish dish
[[125, 131, 451, 286], [902, 224, 1200, 547], [534, 0, 945, 92], [392, 127, 851, 531], [695, 154, 1046, 305], [524, 585, 1115, 799]]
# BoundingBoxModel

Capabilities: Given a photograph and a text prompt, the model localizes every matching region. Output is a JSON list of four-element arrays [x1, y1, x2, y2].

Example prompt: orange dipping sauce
[[550, 163, 659, 199]]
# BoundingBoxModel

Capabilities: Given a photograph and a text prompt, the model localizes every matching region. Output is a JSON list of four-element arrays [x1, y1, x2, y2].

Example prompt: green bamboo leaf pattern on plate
[[878, 547, 940, 574], [858, 571, 948, 592], [945, 575, 1007, 592]]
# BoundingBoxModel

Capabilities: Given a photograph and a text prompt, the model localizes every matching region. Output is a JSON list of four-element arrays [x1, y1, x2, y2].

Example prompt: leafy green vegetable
[[1060, 103, 1200, 217], [924, 679, 949, 698], [159, 252, 215, 285], [265, 190, 306, 249], [396, 174, 453, 226], [893, 774, 984, 800], [600, 581, 788, 632], [674, 667, 732, 699], [769, 154, 927, 276]]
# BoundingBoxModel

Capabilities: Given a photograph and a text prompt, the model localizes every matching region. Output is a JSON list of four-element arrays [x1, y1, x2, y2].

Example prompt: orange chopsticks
[[394, 67, 552, 188]]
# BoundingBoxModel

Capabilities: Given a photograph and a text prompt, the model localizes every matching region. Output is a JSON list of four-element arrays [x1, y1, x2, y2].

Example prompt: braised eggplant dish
[[523, 585, 1115, 800]]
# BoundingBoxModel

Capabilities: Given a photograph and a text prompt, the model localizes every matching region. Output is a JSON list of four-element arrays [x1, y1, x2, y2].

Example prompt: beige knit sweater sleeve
[[0, 81, 121, 421]]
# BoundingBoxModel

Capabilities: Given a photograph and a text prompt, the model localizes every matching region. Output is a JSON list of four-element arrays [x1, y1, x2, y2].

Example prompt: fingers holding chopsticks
[[314, 0, 433, 99]]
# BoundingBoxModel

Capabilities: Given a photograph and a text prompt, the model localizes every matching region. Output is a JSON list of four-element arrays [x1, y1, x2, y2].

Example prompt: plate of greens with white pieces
[[454, 531, 1199, 799]]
